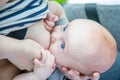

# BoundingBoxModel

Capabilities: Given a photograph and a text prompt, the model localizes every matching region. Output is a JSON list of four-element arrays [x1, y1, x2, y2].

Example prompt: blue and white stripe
[[0, 0, 48, 35]]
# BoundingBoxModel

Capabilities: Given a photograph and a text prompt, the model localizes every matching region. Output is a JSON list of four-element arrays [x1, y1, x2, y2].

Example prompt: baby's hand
[[33, 49, 56, 80], [44, 13, 58, 32]]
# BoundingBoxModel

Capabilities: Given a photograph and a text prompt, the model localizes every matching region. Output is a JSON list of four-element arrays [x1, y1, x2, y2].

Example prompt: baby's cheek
[[49, 42, 59, 53]]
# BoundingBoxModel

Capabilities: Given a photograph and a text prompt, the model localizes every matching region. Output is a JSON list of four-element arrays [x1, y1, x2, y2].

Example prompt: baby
[[48, 19, 117, 76], [12, 18, 117, 80]]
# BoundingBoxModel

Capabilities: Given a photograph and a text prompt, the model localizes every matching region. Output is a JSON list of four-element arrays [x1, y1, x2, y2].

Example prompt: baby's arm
[[13, 49, 55, 80]]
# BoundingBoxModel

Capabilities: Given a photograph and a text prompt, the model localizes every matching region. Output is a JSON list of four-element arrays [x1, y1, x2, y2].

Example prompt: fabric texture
[[48, 68, 66, 80], [0, 0, 48, 35], [6, 28, 27, 39]]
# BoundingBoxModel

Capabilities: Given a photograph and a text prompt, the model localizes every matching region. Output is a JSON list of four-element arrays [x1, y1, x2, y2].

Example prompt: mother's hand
[[7, 39, 43, 71], [58, 66, 100, 80]]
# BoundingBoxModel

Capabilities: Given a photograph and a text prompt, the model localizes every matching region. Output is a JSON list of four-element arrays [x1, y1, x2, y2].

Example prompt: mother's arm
[[0, 35, 42, 71]]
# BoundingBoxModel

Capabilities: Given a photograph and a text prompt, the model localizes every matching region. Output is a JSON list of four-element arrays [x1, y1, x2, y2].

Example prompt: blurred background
[[49, 0, 120, 5]]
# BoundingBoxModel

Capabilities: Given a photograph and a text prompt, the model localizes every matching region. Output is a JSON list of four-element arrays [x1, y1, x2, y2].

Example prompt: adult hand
[[7, 39, 43, 71], [58, 66, 100, 80]]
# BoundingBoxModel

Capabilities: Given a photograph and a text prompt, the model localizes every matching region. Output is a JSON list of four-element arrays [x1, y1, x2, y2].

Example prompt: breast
[[25, 20, 50, 49]]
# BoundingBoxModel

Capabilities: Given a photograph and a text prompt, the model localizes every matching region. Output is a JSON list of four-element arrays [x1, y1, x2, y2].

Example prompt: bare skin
[[0, 0, 20, 79]]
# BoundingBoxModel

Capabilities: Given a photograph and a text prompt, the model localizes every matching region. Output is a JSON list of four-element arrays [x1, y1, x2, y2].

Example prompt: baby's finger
[[33, 58, 41, 67], [46, 51, 55, 67], [33, 58, 44, 72], [49, 53, 56, 70], [47, 13, 59, 22], [33, 58, 44, 71], [52, 15, 59, 22], [41, 49, 48, 63], [42, 50, 56, 72], [45, 20, 55, 27]]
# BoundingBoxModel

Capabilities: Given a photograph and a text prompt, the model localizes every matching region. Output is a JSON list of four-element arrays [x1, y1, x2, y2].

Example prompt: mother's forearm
[[0, 35, 22, 59]]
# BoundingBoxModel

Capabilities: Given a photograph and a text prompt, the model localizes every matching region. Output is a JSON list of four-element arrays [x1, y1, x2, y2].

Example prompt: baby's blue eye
[[63, 26, 67, 31], [61, 42, 65, 49]]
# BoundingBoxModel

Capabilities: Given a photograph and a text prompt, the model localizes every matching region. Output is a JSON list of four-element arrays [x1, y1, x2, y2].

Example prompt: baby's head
[[49, 19, 117, 75]]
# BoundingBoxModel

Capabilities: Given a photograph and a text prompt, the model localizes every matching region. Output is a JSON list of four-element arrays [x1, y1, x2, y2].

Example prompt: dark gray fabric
[[100, 51, 120, 80], [97, 5, 120, 51], [48, 68, 65, 80], [63, 4, 87, 21], [55, 18, 69, 26], [63, 4, 120, 80]]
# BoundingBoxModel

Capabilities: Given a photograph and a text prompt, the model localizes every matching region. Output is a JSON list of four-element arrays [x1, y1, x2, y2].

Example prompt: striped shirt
[[0, 0, 48, 35]]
